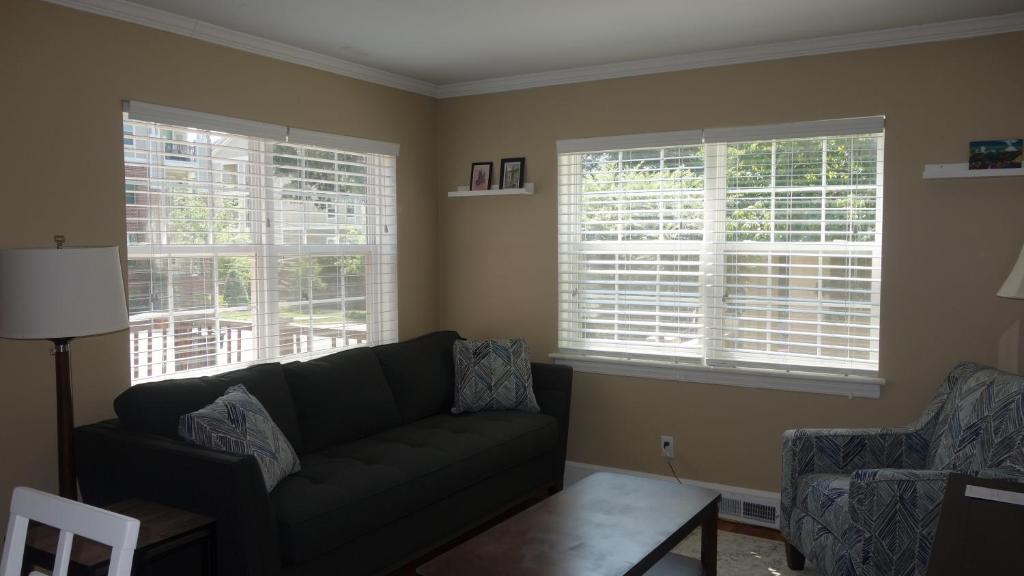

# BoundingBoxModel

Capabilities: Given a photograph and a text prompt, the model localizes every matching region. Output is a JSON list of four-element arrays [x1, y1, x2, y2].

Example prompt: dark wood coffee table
[[417, 472, 720, 576]]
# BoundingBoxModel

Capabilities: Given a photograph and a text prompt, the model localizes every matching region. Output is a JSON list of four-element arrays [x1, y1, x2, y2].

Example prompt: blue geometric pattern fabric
[[452, 338, 540, 414], [179, 384, 301, 491], [781, 362, 1024, 576]]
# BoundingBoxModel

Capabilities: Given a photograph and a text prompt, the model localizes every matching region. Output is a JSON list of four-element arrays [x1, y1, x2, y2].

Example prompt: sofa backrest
[[114, 362, 304, 451], [927, 363, 1024, 472], [283, 347, 401, 453], [373, 330, 462, 423], [112, 330, 463, 454]]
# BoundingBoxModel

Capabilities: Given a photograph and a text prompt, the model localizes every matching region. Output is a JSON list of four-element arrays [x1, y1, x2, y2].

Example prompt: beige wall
[[438, 32, 1024, 492], [0, 0, 438, 518]]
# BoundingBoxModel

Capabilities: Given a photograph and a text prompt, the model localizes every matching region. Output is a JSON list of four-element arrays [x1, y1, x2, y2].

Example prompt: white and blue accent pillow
[[179, 384, 300, 491], [452, 338, 540, 414]]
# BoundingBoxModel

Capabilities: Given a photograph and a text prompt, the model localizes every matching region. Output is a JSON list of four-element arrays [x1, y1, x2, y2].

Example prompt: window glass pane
[[124, 112, 397, 383], [272, 145, 370, 246], [558, 123, 883, 375], [275, 255, 369, 359]]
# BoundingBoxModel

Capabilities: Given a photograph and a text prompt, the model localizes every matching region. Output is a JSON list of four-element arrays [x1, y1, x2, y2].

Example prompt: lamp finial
[[53, 235, 65, 249]]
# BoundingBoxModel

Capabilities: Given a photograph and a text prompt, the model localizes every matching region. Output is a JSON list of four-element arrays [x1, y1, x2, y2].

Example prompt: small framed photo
[[500, 157, 526, 189], [470, 162, 492, 191], [969, 139, 1023, 170]]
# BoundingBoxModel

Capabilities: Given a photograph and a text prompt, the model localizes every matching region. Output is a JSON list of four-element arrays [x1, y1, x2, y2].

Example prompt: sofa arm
[[75, 420, 280, 576], [531, 362, 573, 491], [781, 426, 929, 538], [847, 468, 951, 576]]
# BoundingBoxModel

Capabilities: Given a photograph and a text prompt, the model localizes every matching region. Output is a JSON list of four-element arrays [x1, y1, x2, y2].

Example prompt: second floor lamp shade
[[998, 243, 1024, 300]]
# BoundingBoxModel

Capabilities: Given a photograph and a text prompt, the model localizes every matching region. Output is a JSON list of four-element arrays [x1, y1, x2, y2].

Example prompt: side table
[[23, 499, 215, 576]]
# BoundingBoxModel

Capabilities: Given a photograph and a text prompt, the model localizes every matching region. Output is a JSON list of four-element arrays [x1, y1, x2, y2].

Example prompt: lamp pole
[[52, 337, 76, 499]]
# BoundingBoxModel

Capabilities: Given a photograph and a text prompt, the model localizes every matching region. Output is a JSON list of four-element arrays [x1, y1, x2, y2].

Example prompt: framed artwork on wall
[[500, 157, 525, 189], [969, 139, 1023, 170], [470, 162, 492, 191]]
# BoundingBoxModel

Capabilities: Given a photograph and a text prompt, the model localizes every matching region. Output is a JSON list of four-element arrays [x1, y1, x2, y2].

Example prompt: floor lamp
[[0, 237, 128, 499], [998, 243, 1024, 374]]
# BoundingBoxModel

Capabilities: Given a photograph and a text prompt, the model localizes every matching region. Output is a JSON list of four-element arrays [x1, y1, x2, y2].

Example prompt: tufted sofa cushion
[[269, 411, 558, 565], [927, 365, 1024, 472]]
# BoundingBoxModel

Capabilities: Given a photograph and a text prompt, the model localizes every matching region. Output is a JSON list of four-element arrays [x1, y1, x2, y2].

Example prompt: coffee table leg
[[700, 510, 717, 576]]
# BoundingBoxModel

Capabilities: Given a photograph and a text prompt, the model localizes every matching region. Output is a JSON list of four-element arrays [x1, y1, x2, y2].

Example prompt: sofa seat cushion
[[270, 411, 558, 565], [795, 473, 850, 538]]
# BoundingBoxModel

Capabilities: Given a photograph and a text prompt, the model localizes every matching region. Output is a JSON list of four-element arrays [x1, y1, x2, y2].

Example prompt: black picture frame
[[470, 162, 492, 191], [500, 157, 526, 189]]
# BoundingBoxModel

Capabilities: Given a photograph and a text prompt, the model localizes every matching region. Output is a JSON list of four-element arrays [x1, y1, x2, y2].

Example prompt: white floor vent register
[[718, 494, 779, 528]]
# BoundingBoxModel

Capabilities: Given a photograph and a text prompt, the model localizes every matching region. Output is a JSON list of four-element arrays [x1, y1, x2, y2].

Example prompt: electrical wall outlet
[[660, 435, 674, 459]]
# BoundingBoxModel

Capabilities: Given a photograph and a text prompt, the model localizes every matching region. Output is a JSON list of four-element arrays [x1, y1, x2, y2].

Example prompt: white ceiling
[[117, 0, 1022, 85]]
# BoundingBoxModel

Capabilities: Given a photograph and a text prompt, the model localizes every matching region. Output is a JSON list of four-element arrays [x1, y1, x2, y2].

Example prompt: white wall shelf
[[923, 163, 1024, 179], [448, 183, 534, 197]]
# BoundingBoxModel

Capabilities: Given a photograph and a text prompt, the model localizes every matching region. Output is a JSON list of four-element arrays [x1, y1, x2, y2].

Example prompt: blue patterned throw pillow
[[179, 384, 300, 491], [452, 338, 540, 414]]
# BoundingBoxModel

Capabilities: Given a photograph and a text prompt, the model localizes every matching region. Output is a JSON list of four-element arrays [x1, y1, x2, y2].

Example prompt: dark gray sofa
[[74, 331, 572, 576]]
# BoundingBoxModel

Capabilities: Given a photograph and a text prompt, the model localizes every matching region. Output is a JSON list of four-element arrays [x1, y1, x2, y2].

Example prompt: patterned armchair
[[781, 362, 1024, 576]]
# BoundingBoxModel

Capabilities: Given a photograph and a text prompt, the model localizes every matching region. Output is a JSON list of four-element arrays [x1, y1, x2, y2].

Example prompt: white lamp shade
[[0, 247, 129, 339], [998, 243, 1024, 300]]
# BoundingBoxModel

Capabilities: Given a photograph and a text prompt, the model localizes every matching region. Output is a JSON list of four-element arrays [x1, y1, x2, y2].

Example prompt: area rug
[[673, 527, 821, 576]]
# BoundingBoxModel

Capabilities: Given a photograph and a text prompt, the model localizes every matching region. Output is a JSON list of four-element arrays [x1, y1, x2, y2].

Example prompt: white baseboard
[[564, 460, 782, 529]]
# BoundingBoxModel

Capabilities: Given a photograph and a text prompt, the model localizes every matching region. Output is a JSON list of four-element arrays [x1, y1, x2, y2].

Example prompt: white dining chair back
[[0, 487, 141, 576]]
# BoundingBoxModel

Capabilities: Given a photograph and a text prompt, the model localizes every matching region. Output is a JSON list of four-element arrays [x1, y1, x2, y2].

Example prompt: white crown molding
[[436, 11, 1024, 98], [41, 0, 1024, 100], [41, 0, 439, 97]]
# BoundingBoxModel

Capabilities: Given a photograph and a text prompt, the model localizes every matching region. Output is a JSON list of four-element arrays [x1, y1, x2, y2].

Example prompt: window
[[123, 102, 398, 382], [557, 117, 883, 394]]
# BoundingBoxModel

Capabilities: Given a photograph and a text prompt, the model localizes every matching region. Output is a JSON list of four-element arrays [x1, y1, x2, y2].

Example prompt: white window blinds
[[558, 117, 883, 377], [123, 103, 398, 382]]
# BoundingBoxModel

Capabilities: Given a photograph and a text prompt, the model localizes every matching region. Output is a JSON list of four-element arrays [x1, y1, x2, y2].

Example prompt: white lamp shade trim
[[0, 247, 129, 339], [998, 243, 1024, 300]]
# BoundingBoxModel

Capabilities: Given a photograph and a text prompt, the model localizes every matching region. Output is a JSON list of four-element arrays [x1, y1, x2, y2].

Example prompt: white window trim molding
[[550, 352, 883, 399]]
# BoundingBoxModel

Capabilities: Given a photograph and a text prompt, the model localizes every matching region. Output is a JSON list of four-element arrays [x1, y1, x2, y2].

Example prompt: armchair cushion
[[848, 469, 951, 576], [797, 473, 850, 537]]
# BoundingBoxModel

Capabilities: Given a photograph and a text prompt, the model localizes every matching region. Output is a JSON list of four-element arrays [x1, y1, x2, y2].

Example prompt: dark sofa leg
[[785, 541, 806, 570]]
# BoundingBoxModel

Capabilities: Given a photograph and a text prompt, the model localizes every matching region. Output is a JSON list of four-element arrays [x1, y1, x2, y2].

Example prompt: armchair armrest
[[848, 469, 952, 576], [75, 420, 279, 576], [781, 426, 930, 536], [531, 362, 573, 491]]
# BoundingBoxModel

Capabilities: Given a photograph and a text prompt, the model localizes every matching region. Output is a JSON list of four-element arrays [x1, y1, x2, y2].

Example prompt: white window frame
[[124, 102, 398, 383], [554, 118, 885, 398]]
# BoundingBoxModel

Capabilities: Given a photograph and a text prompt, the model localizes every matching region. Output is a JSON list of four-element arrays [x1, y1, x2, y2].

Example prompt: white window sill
[[549, 353, 883, 399]]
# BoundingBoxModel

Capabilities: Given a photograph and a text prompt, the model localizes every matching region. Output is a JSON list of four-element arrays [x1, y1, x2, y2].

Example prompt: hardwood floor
[[718, 518, 784, 542]]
